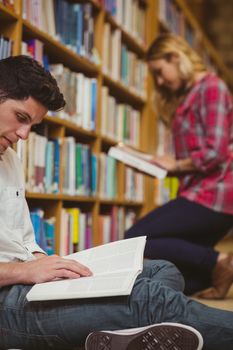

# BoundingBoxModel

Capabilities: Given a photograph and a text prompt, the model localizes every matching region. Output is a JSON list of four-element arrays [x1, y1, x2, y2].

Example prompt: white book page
[[65, 236, 146, 276], [108, 147, 167, 179], [26, 271, 138, 301], [26, 237, 146, 301], [119, 144, 153, 161]]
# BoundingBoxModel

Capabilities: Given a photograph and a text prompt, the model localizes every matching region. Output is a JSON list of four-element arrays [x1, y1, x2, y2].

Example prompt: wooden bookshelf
[[2, 0, 231, 255], [158, 0, 233, 87]]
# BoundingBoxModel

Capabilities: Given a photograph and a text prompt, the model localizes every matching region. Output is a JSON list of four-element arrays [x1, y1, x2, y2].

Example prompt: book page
[[65, 236, 146, 275], [26, 237, 146, 301], [118, 143, 153, 161], [108, 146, 167, 179], [26, 271, 138, 301]]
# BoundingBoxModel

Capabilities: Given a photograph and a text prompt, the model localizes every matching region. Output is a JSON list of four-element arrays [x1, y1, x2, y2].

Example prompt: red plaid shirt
[[172, 73, 233, 215]]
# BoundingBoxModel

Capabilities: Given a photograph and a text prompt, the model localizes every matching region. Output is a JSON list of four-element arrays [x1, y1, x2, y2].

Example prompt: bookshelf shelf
[[3, 0, 230, 255], [0, 3, 19, 19], [26, 192, 97, 203], [44, 115, 98, 139], [100, 135, 117, 147], [99, 199, 144, 207], [22, 20, 100, 74], [102, 73, 146, 107]]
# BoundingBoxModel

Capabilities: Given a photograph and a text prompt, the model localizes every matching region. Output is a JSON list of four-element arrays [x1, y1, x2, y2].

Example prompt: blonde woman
[[125, 33, 233, 299]]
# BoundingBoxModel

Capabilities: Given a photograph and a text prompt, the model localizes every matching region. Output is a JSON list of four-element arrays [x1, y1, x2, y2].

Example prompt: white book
[[108, 144, 167, 179], [26, 236, 146, 301]]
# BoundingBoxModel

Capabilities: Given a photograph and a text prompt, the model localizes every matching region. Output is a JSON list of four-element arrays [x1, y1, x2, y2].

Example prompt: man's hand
[[33, 252, 47, 259], [0, 256, 92, 286], [21, 255, 92, 284]]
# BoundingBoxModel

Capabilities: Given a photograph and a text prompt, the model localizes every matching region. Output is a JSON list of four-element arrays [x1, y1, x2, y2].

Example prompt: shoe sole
[[85, 322, 203, 350]]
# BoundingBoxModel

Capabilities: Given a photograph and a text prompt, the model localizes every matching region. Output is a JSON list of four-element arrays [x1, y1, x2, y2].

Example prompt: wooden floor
[[193, 285, 233, 311], [196, 234, 233, 311]]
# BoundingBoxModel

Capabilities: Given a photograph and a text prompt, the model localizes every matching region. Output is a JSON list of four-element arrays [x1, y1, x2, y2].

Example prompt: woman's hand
[[150, 154, 177, 172]]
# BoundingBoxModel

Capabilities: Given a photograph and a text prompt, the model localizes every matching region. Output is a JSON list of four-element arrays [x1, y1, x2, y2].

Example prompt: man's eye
[[17, 114, 29, 123]]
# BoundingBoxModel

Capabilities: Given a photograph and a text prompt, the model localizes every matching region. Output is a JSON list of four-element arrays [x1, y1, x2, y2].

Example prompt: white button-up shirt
[[0, 147, 45, 262]]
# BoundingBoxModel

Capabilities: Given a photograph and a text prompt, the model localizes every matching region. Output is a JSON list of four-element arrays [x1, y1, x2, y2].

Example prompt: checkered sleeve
[[190, 78, 232, 173]]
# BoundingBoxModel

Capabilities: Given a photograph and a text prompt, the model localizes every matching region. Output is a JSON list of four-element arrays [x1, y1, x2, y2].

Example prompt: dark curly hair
[[0, 55, 65, 111]]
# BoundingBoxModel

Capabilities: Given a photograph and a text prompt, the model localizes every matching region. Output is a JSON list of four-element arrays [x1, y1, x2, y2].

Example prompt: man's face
[[0, 97, 47, 155]]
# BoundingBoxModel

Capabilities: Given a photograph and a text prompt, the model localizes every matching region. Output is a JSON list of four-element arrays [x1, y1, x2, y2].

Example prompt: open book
[[26, 236, 146, 301], [108, 144, 167, 179]]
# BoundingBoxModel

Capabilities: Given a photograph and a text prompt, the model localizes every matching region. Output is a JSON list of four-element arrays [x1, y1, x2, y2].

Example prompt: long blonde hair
[[147, 33, 207, 126]]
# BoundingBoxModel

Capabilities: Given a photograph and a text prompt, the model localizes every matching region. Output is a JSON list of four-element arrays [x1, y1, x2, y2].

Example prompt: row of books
[[21, 37, 144, 138], [0, 35, 13, 60], [62, 138, 97, 197], [99, 153, 117, 199], [102, 25, 147, 97], [17, 133, 97, 196], [98, 207, 137, 245], [30, 207, 95, 256], [22, 0, 94, 60], [50, 64, 97, 130], [60, 208, 93, 256], [21, 39, 44, 65], [22, 0, 57, 37], [125, 167, 144, 202], [101, 86, 140, 147], [18, 133, 60, 193], [155, 177, 179, 206], [21, 39, 97, 129], [158, 0, 216, 72], [60, 206, 138, 255], [98, 0, 146, 45], [29, 184, 174, 256], [158, 0, 194, 45], [154, 120, 179, 205], [18, 134, 150, 200]]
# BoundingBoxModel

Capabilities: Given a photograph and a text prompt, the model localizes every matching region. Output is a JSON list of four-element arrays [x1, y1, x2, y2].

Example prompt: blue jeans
[[0, 260, 233, 350]]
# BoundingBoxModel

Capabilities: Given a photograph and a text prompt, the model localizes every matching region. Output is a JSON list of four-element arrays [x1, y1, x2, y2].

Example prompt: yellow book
[[66, 208, 80, 246]]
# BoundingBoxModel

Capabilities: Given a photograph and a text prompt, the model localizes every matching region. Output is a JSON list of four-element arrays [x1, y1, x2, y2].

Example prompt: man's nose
[[16, 125, 31, 140]]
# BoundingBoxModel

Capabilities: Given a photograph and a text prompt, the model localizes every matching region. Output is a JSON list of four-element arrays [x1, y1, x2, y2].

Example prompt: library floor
[[193, 285, 233, 311], [192, 236, 233, 311]]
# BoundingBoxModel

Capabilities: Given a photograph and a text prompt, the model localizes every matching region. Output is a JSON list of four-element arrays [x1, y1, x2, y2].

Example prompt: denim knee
[[142, 259, 185, 292]]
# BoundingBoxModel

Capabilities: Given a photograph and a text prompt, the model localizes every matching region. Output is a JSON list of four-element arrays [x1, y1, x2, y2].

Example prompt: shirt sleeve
[[191, 78, 232, 173]]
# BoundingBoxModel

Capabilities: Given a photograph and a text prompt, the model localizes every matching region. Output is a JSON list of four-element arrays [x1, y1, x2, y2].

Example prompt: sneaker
[[85, 322, 203, 350]]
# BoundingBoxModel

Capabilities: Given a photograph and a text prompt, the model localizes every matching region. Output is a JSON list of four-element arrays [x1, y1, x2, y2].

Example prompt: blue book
[[44, 219, 55, 255], [91, 154, 97, 195], [76, 4, 83, 55], [30, 211, 41, 244], [90, 79, 97, 131], [45, 141, 54, 193], [54, 0, 62, 41], [43, 54, 49, 71], [30, 209, 47, 251], [52, 138, 60, 193], [75, 143, 83, 195]]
